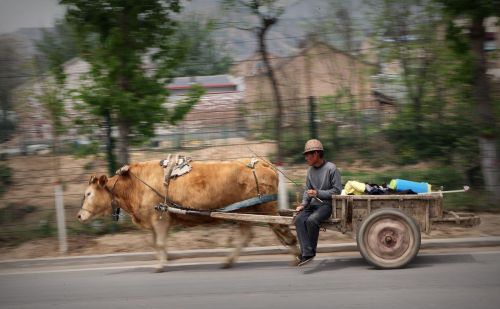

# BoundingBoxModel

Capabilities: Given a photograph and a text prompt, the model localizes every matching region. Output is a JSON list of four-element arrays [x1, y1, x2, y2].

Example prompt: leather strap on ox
[[160, 194, 278, 216], [108, 176, 121, 221], [216, 194, 277, 212]]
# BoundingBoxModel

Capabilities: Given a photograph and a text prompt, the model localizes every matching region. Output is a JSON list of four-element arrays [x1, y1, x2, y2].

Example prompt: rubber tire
[[356, 208, 421, 269]]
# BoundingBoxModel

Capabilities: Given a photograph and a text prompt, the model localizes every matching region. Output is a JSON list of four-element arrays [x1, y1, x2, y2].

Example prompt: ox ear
[[89, 175, 98, 185], [98, 175, 108, 187]]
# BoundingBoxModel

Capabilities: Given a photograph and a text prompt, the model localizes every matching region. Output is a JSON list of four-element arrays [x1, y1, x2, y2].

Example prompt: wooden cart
[[328, 194, 480, 269], [165, 193, 480, 269]]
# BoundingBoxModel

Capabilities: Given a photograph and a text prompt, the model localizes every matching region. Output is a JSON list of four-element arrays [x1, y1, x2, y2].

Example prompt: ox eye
[[86, 192, 91, 197]]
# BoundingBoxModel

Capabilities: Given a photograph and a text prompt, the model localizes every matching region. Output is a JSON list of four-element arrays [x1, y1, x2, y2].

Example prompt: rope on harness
[[107, 175, 121, 221], [129, 170, 167, 200], [246, 158, 261, 198]]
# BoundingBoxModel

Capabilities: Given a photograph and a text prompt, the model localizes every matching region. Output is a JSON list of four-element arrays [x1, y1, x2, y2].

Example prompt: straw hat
[[303, 139, 324, 154]]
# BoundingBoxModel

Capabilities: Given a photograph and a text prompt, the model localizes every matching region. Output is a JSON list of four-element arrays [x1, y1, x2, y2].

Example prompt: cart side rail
[[333, 194, 444, 234]]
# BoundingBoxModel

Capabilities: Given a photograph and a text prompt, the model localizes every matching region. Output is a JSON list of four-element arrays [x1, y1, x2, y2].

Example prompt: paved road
[[1, 251, 499, 309]]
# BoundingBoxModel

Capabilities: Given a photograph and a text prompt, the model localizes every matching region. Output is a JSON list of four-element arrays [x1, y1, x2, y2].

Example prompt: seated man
[[294, 139, 342, 266]]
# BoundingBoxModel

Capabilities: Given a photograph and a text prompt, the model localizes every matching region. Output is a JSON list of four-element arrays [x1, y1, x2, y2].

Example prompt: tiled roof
[[167, 75, 236, 88]]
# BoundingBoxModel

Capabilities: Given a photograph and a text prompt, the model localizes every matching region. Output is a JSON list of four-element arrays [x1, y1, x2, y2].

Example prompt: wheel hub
[[366, 218, 412, 260]]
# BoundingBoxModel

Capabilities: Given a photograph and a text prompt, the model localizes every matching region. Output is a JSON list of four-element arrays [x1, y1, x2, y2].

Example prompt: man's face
[[304, 151, 320, 166]]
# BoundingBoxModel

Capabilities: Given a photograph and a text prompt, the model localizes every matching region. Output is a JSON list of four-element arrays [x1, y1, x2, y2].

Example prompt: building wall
[[241, 42, 377, 111]]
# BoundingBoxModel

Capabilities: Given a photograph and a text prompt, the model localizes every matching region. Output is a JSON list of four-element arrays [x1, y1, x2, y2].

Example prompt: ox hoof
[[154, 267, 165, 273], [290, 257, 301, 267], [221, 262, 234, 269]]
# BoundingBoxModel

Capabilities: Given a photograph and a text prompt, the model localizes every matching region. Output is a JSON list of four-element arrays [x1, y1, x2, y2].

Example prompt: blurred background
[[0, 0, 498, 255]]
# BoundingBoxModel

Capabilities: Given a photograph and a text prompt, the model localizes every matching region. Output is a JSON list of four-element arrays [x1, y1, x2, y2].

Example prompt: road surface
[[1, 251, 499, 309]]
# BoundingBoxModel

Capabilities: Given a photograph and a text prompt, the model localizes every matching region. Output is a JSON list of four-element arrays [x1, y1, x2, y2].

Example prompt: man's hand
[[295, 205, 304, 212], [307, 189, 317, 197]]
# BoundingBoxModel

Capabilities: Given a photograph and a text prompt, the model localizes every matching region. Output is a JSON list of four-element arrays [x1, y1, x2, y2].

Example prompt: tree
[[171, 14, 233, 77], [222, 0, 287, 163], [61, 0, 203, 166], [368, 0, 446, 137], [305, 1, 363, 143], [34, 21, 75, 180], [436, 0, 500, 201], [0, 37, 25, 142]]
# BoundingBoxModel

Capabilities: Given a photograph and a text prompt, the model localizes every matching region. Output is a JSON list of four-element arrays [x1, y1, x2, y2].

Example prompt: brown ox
[[78, 159, 300, 271]]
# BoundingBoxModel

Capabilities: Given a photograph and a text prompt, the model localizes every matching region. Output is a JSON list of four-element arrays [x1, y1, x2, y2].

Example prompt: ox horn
[[89, 175, 98, 185]]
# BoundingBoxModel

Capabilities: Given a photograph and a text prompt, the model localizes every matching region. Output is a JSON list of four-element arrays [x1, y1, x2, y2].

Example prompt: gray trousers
[[294, 204, 332, 258]]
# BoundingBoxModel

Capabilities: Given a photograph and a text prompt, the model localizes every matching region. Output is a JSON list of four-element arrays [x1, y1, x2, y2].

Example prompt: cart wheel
[[357, 208, 421, 269]]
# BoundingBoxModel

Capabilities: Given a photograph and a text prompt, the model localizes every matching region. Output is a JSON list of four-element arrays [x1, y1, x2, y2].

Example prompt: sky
[[0, 0, 64, 34]]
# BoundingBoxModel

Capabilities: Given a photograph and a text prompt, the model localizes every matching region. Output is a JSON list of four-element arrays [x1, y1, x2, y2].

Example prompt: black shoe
[[298, 256, 315, 266]]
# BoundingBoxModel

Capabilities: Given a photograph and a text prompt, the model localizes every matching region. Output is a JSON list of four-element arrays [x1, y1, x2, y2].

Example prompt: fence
[[0, 94, 495, 253]]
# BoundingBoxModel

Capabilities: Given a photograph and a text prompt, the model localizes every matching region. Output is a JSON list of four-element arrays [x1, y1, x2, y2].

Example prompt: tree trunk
[[117, 121, 130, 166], [115, 8, 131, 168], [104, 110, 117, 175], [258, 25, 284, 163], [0, 97, 7, 142], [470, 17, 500, 201]]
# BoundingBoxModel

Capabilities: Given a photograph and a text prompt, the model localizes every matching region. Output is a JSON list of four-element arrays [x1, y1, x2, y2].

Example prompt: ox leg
[[223, 223, 253, 269], [269, 224, 301, 266], [152, 219, 170, 273]]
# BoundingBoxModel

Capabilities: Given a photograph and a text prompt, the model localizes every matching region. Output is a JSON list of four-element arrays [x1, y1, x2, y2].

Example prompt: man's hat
[[303, 139, 324, 154]]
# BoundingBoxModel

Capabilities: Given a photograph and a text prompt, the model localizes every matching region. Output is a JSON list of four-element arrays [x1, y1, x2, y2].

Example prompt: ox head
[[77, 175, 113, 223]]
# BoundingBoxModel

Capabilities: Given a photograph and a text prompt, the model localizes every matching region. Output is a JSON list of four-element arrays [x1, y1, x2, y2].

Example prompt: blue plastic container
[[389, 179, 431, 194]]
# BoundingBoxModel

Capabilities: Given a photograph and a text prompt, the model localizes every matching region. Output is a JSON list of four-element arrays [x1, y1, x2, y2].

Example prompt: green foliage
[[35, 19, 73, 143], [60, 0, 202, 162], [0, 117, 15, 143], [342, 166, 465, 190], [68, 217, 137, 236], [0, 204, 35, 224], [385, 107, 479, 164], [437, 0, 500, 138], [0, 38, 25, 142], [437, 0, 500, 19], [36, 83, 67, 136], [0, 164, 12, 196], [0, 207, 57, 247], [168, 84, 206, 125], [280, 132, 307, 164], [364, 0, 489, 170], [69, 141, 100, 158], [172, 14, 234, 77]]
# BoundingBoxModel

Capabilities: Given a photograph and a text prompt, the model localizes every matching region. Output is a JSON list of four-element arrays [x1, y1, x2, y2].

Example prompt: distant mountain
[[0, 0, 368, 65], [0, 27, 49, 61], [184, 0, 368, 60]]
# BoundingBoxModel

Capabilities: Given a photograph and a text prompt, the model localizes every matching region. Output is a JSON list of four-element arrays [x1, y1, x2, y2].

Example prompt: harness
[[128, 158, 275, 219], [107, 176, 121, 221], [80, 176, 121, 221], [247, 158, 261, 198]]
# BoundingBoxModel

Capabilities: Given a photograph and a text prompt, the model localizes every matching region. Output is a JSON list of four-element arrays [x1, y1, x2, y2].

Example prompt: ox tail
[[270, 224, 300, 262], [270, 224, 298, 247]]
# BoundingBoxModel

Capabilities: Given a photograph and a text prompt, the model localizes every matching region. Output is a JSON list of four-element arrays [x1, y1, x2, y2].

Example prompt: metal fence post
[[308, 96, 317, 139], [54, 183, 68, 255], [277, 164, 289, 210]]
